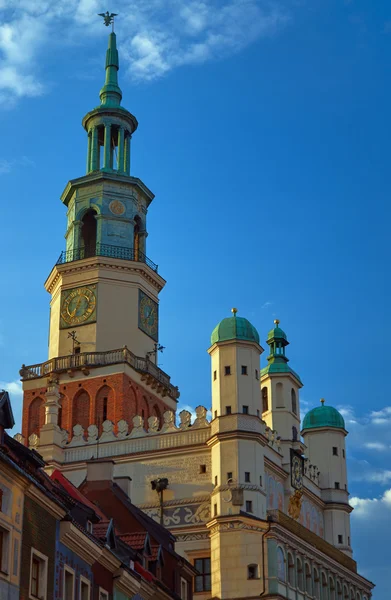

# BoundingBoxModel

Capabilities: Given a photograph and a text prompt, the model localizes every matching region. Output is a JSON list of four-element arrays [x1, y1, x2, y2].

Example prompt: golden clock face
[[60, 286, 97, 328], [291, 455, 303, 490], [139, 291, 158, 341]]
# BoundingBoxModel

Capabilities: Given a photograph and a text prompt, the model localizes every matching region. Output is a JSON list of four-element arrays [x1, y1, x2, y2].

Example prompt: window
[[242, 405, 249, 414], [0, 528, 8, 574], [0, 489, 3, 511], [297, 559, 304, 591], [314, 568, 320, 599], [74, 346, 81, 355], [214, 410, 217, 419], [343, 449, 345, 458], [348, 536, 350, 545], [256, 409, 260, 417], [333, 447, 338, 456], [213, 503, 217, 516], [287, 553, 295, 586], [262, 387, 268, 413], [277, 548, 285, 582], [226, 406, 232, 415], [292, 426, 298, 441], [12, 538, 19, 577], [194, 558, 211, 592], [248, 564, 259, 579], [245, 500, 252, 513], [335, 482, 340, 489], [102, 397, 108, 422], [329, 577, 336, 600], [255, 369, 259, 380], [181, 577, 188, 600], [338, 535, 343, 544], [259, 475, 263, 486], [291, 389, 297, 414], [241, 365, 247, 375], [99, 589, 109, 600], [200, 464, 206, 474], [224, 366, 231, 376], [213, 370, 217, 381], [305, 563, 312, 596], [64, 566, 75, 600], [227, 472, 233, 482], [30, 549, 48, 600], [80, 576, 90, 600], [86, 520, 93, 534], [245, 472, 251, 483], [214, 476, 218, 486]]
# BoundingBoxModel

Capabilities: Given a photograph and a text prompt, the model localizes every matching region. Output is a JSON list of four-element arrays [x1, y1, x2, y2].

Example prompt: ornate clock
[[138, 290, 158, 341], [290, 449, 304, 490], [60, 285, 97, 329]]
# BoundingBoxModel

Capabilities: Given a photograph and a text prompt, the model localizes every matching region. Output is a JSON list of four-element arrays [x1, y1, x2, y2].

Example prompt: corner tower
[[21, 24, 178, 456]]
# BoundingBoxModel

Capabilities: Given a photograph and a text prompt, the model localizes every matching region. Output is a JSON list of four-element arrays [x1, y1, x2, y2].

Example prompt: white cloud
[[0, 380, 23, 397], [0, 380, 23, 435], [350, 488, 391, 517], [0, 155, 35, 174], [364, 442, 390, 451], [0, 0, 291, 101]]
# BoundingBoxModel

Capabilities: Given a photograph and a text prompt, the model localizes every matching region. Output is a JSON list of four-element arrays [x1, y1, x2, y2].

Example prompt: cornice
[[60, 521, 102, 565], [113, 568, 141, 596], [26, 484, 66, 519], [99, 547, 122, 572]]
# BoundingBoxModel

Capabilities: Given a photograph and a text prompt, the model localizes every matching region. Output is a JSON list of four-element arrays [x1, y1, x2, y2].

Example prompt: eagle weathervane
[[98, 11, 118, 31]]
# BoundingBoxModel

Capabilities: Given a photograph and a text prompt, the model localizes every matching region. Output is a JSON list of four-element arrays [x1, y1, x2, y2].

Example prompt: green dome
[[302, 403, 345, 431], [211, 312, 260, 346], [267, 326, 287, 342]]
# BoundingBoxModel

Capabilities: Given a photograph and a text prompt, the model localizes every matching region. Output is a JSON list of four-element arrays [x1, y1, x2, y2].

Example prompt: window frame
[[224, 366, 231, 376], [180, 576, 189, 600], [0, 526, 11, 575], [241, 365, 248, 375], [332, 446, 338, 456], [79, 575, 91, 600], [245, 500, 253, 513], [247, 563, 259, 579], [213, 370, 217, 381], [242, 405, 249, 414], [63, 564, 75, 600], [29, 547, 48, 600], [225, 406, 232, 415], [98, 588, 109, 600], [244, 472, 251, 483], [194, 557, 211, 593]]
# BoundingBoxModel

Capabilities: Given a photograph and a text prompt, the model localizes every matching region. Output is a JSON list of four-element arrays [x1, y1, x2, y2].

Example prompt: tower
[[260, 320, 302, 456], [301, 400, 352, 556], [21, 27, 179, 456], [207, 310, 268, 599]]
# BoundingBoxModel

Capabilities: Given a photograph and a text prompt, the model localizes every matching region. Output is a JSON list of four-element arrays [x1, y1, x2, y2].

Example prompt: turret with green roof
[[260, 319, 302, 383], [210, 308, 260, 346], [302, 399, 345, 431]]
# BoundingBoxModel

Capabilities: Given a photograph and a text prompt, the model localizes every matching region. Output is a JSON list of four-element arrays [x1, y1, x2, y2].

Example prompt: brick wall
[[19, 496, 57, 600], [22, 372, 171, 440]]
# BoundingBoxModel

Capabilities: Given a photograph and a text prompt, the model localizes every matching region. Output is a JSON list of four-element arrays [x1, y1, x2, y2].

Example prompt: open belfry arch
[[19, 21, 374, 600]]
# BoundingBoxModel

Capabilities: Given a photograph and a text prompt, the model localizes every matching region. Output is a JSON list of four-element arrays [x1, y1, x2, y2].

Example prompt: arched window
[[276, 382, 284, 407], [95, 385, 113, 431], [247, 564, 259, 579], [287, 553, 295, 587], [305, 563, 312, 596], [329, 577, 336, 600], [151, 404, 162, 427], [343, 584, 349, 599], [140, 396, 149, 422], [73, 390, 90, 432], [58, 394, 69, 432], [321, 572, 328, 600], [81, 209, 97, 257], [28, 397, 44, 438], [262, 387, 268, 413], [337, 581, 342, 600], [296, 558, 303, 591], [356, 593, 361, 600], [134, 215, 141, 261], [291, 388, 297, 414], [313, 568, 320, 600], [277, 547, 285, 582], [123, 385, 137, 425], [292, 426, 298, 441]]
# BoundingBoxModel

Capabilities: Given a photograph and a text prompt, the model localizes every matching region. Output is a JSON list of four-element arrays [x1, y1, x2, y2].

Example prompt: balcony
[[20, 347, 179, 400], [56, 243, 158, 273]]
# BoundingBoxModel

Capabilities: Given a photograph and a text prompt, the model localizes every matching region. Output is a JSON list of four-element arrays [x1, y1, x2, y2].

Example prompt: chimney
[[114, 476, 132, 499], [86, 458, 114, 482]]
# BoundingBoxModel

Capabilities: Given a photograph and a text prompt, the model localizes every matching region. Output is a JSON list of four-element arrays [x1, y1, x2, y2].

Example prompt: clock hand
[[70, 295, 82, 318]]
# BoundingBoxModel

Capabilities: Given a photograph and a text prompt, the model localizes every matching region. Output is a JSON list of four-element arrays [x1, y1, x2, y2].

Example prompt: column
[[91, 126, 99, 171], [103, 123, 111, 170], [86, 131, 92, 173], [124, 134, 131, 175], [117, 126, 125, 172]]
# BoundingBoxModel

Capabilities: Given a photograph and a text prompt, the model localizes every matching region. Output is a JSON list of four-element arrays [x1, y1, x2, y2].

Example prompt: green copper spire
[[260, 319, 302, 382], [99, 31, 122, 107]]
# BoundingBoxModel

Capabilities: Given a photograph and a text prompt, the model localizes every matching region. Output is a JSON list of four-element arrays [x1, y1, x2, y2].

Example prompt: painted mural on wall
[[266, 473, 284, 511], [299, 499, 324, 538], [143, 500, 210, 528]]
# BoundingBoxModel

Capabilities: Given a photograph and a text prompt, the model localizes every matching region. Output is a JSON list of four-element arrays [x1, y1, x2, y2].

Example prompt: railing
[[20, 347, 179, 399], [56, 243, 158, 273]]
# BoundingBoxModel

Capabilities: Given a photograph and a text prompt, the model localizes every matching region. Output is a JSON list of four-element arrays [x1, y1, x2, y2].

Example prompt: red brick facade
[[22, 372, 172, 440]]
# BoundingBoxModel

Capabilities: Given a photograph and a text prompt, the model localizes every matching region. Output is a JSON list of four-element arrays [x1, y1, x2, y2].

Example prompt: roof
[[302, 403, 345, 431], [0, 391, 15, 430], [211, 313, 260, 346], [267, 325, 287, 342], [51, 470, 106, 521]]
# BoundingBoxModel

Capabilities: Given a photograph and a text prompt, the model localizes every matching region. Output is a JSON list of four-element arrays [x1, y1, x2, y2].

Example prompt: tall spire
[[99, 31, 122, 107]]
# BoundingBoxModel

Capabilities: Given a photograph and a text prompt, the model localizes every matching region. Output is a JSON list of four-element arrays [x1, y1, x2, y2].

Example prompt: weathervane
[[98, 11, 118, 31]]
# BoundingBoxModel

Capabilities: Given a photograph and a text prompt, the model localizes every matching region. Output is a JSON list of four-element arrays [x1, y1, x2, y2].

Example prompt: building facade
[[19, 26, 374, 600]]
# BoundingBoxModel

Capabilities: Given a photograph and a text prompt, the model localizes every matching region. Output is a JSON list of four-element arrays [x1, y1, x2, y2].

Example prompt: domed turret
[[302, 399, 345, 431], [211, 308, 260, 346]]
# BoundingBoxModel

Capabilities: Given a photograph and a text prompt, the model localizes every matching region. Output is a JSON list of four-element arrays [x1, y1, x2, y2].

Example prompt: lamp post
[[151, 478, 169, 525]]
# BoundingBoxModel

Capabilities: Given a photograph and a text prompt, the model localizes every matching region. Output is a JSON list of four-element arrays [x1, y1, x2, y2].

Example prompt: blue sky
[[0, 0, 390, 597]]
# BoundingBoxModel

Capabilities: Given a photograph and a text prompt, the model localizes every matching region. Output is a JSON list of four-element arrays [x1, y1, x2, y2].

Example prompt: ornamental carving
[[109, 200, 126, 215], [288, 490, 303, 520]]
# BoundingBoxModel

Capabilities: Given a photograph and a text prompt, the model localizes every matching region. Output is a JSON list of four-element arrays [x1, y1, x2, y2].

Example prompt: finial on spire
[[320, 398, 325, 405], [231, 308, 238, 317], [274, 318, 280, 326], [98, 11, 118, 31]]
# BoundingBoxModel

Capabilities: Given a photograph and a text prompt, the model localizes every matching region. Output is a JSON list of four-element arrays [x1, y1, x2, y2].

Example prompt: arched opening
[[329, 577, 336, 600], [28, 397, 45, 438], [292, 426, 298, 441], [287, 553, 295, 587], [296, 558, 303, 591], [277, 547, 285, 582], [134, 215, 141, 261], [305, 563, 312, 596], [151, 404, 162, 427], [73, 390, 91, 432], [276, 382, 284, 407], [81, 209, 97, 258], [140, 396, 149, 422], [337, 581, 342, 600], [314, 568, 320, 599], [291, 388, 297, 414], [95, 386, 114, 432], [262, 387, 268, 413], [247, 564, 259, 579], [123, 385, 137, 426], [343, 583, 349, 600], [321, 572, 328, 600]]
